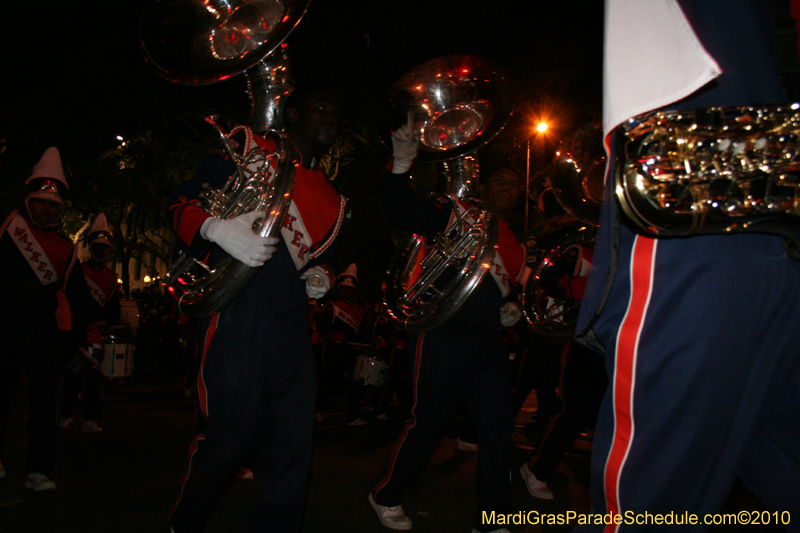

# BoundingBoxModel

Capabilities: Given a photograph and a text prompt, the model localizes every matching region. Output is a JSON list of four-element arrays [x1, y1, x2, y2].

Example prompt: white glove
[[500, 301, 522, 327], [200, 211, 278, 267], [391, 111, 419, 174], [80, 344, 104, 366], [300, 265, 332, 299]]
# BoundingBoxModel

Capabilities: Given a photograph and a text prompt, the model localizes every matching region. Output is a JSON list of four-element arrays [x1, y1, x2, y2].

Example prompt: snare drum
[[352, 355, 389, 387], [101, 334, 134, 379]]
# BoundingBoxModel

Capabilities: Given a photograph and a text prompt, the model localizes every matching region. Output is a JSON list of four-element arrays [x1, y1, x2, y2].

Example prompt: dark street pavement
[[0, 372, 780, 533]]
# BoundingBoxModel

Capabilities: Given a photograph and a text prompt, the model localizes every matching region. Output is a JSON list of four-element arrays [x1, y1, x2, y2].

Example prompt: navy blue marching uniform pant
[[371, 328, 513, 532], [526, 341, 607, 482], [575, 2, 800, 529], [169, 284, 316, 533], [584, 229, 800, 531], [0, 326, 62, 476]]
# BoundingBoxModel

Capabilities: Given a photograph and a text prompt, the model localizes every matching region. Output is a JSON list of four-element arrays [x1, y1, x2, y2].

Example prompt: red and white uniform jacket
[[81, 262, 121, 323], [0, 210, 102, 346], [167, 127, 345, 273], [384, 171, 525, 333]]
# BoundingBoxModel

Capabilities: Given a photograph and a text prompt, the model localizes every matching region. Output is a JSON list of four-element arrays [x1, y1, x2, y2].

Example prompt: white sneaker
[[235, 467, 254, 480], [368, 492, 412, 530], [25, 473, 56, 492], [456, 438, 478, 452], [519, 462, 553, 500], [58, 416, 73, 429], [0, 459, 5, 478], [82, 420, 103, 434]]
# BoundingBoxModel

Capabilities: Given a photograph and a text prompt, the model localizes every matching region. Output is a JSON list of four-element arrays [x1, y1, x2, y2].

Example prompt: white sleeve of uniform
[[603, 0, 722, 139]]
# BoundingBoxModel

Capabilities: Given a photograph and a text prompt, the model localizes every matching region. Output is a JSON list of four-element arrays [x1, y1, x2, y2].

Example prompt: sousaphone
[[522, 123, 604, 341], [382, 55, 513, 333], [140, 0, 311, 317]]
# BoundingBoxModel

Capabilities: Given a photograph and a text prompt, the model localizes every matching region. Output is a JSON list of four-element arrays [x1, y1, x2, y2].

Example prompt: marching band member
[[166, 86, 345, 533], [368, 117, 525, 533], [59, 213, 121, 434], [0, 147, 102, 491], [576, 0, 800, 529], [313, 263, 370, 426], [519, 242, 608, 501]]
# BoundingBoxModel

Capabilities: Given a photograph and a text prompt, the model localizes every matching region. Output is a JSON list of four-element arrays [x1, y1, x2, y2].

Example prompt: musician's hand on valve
[[391, 111, 419, 174], [500, 301, 522, 327], [300, 265, 332, 299], [200, 211, 278, 267]]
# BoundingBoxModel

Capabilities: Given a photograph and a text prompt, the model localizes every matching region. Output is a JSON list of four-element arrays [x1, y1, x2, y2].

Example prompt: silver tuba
[[382, 55, 513, 333], [140, 0, 311, 317], [615, 104, 800, 255], [522, 124, 604, 342]]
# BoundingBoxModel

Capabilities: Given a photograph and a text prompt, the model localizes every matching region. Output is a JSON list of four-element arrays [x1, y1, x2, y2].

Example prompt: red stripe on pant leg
[[603, 236, 656, 532], [169, 433, 205, 516], [529, 342, 570, 466], [372, 332, 425, 498], [196, 314, 219, 418]]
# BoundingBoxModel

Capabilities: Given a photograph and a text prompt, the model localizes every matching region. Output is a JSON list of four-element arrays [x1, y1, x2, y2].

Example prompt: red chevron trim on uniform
[[169, 433, 205, 515], [197, 314, 220, 418], [372, 332, 426, 500], [85, 323, 103, 347], [309, 194, 346, 260], [171, 197, 210, 246], [602, 235, 656, 532]]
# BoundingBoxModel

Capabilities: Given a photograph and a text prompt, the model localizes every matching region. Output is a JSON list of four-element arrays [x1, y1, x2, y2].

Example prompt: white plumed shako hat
[[338, 263, 358, 288], [25, 147, 69, 204], [88, 213, 113, 246]]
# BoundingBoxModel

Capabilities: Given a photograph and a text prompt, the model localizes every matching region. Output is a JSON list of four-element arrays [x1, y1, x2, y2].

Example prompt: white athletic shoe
[[25, 473, 57, 492], [82, 420, 103, 434], [368, 492, 412, 530], [456, 438, 478, 452], [519, 462, 554, 500]]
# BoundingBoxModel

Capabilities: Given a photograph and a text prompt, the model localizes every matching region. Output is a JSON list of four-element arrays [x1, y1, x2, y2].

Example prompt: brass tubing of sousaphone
[[140, 0, 312, 86], [522, 124, 605, 341], [142, 0, 310, 317], [381, 55, 513, 332]]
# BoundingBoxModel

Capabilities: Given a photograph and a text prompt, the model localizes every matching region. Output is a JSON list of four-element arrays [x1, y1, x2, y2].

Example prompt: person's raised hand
[[391, 111, 420, 174]]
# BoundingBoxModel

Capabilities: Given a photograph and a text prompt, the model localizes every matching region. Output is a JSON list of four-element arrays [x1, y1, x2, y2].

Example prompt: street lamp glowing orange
[[536, 122, 548, 133]]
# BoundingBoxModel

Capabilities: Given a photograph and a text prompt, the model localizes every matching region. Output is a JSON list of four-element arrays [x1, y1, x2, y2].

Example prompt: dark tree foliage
[[0, 0, 603, 305]]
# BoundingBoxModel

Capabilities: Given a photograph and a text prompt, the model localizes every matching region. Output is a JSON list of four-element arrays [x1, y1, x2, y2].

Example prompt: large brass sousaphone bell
[[383, 55, 513, 333], [522, 124, 605, 341], [141, 0, 310, 318]]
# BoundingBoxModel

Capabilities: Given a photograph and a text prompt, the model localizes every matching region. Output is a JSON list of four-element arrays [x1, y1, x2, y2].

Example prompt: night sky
[[0, 1, 603, 170]]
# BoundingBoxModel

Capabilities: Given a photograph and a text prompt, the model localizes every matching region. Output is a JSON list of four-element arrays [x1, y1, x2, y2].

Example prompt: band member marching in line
[[368, 116, 525, 533], [313, 263, 371, 426], [166, 85, 345, 533], [59, 213, 121, 434], [576, 0, 800, 529], [519, 241, 608, 500], [0, 147, 103, 491]]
